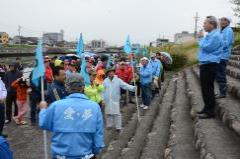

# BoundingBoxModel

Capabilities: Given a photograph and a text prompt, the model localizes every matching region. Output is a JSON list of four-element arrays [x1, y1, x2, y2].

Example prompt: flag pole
[[41, 77, 48, 159], [130, 54, 141, 122], [124, 35, 140, 122]]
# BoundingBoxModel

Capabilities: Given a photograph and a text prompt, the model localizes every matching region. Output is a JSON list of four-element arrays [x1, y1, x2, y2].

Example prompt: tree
[[231, 0, 240, 17]]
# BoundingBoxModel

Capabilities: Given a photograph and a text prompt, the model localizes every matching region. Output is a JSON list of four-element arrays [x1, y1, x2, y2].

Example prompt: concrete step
[[100, 102, 137, 157], [226, 65, 240, 81], [185, 68, 240, 159], [164, 73, 200, 159], [120, 79, 174, 159], [232, 51, 240, 55], [192, 67, 240, 137], [102, 78, 171, 159], [228, 59, 240, 69], [101, 113, 138, 159], [193, 67, 240, 100], [140, 78, 176, 159], [230, 55, 240, 61], [227, 75, 240, 99]]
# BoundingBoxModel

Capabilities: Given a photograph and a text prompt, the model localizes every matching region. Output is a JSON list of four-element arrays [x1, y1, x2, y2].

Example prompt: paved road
[[4, 121, 51, 159]]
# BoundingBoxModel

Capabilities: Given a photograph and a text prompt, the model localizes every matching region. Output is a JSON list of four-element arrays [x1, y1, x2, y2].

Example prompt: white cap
[[140, 57, 149, 61], [150, 53, 156, 57], [220, 16, 232, 23]]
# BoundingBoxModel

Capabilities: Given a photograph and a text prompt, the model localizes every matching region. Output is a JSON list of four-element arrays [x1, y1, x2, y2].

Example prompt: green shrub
[[233, 37, 240, 47], [171, 53, 188, 70], [161, 41, 198, 71]]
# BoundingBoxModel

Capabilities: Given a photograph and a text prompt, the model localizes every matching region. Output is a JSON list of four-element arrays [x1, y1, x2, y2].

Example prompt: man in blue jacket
[[197, 16, 223, 119], [150, 53, 162, 99], [216, 16, 234, 98], [46, 66, 68, 104], [39, 75, 104, 159], [139, 57, 153, 110]]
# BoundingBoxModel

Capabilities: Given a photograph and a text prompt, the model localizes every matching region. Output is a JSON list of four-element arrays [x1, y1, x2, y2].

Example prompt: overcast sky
[[0, 0, 237, 45]]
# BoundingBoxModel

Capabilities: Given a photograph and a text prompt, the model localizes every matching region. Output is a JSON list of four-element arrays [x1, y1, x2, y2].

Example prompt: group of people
[[0, 16, 234, 159], [197, 16, 234, 119], [0, 15, 234, 158], [0, 50, 168, 158]]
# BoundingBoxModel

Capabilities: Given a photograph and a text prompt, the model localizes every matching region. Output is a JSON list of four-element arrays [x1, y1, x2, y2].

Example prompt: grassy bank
[[149, 41, 199, 71], [169, 41, 198, 70]]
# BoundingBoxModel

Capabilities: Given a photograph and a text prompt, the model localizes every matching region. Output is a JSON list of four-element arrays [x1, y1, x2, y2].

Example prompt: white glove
[[133, 86, 137, 92]]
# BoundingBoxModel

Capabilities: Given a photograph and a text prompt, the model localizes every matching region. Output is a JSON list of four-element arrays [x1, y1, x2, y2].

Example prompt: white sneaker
[[143, 106, 149, 110], [140, 104, 145, 108], [5, 120, 10, 124]]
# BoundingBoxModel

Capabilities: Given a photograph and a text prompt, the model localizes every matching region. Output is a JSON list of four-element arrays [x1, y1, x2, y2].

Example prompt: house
[[90, 39, 106, 49], [12, 36, 38, 45], [43, 30, 64, 46], [174, 31, 195, 44], [156, 38, 170, 47]]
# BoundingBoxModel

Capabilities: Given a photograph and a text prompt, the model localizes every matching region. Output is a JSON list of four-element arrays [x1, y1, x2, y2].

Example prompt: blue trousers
[[141, 83, 152, 106], [216, 59, 227, 83], [216, 59, 228, 95]]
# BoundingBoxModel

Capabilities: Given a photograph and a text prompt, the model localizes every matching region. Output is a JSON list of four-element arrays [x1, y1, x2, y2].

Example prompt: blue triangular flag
[[124, 35, 132, 54], [143, 47, 147, 57], [80, 58, 90, 86], [76, 33, 84, 56], [31, 39, 45, 87]]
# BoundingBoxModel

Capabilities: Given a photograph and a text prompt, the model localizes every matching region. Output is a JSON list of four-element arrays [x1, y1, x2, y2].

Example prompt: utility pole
[[18, 25, 22, 36], [193, 12, 200, 38], [18, 25, 22, 45]]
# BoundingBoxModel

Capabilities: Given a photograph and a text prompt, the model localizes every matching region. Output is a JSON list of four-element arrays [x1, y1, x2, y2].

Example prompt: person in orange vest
[[44, 56, 53, 84], [95, 69, 105, 84], [95, 55, 108, 84]]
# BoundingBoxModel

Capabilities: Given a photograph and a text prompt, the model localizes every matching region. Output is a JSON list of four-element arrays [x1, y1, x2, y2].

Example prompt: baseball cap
[[66, 74, 84, 88]]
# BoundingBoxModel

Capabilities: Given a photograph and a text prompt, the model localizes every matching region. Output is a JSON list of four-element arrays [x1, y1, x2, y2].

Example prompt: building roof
[[43, 32, 62, 35], [0, 32, 8, 35]]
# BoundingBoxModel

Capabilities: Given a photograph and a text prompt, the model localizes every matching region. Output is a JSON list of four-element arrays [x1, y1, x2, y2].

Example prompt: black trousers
[[5, 93, 18, 121], [200, 63, 217, 115], [0, 103, 5, 134], [30, 96, 40, 123]]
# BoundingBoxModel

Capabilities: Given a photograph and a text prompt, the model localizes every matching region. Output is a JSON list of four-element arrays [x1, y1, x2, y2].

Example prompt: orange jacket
[[11, 80, 29, 101], [115, 65, 133, 83], [95, 69, 105, 84], [45, 66, 53, 84]]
